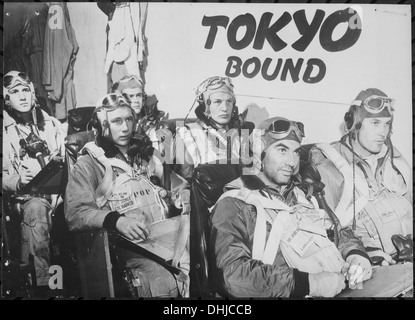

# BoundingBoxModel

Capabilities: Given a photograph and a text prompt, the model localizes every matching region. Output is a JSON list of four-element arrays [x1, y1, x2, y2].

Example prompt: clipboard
[[18, 157, 64, 195], [337, 263, 413, 298], [108, 215, 184, 275]]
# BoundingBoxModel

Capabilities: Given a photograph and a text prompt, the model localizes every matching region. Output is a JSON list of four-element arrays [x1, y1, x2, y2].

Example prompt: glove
[[309, 272, 346, 297], [342, 254, 372, 286], [368, 250, 396, 266]]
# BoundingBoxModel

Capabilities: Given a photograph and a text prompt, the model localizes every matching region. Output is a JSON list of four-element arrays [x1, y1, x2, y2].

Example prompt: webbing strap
[[219, 188, 291, 264], [316, 143, 368, 227], [83, 142, 134, 207], [177, 124, 203, 167]]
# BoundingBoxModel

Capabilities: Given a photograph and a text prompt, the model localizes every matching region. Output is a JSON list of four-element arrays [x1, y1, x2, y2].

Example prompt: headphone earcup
[[197, 94, 204, 107], [344, 109, 355, 131], [91, 112, 100, 129], [195, 99, 206, 115], [91, 112, 105, 136]]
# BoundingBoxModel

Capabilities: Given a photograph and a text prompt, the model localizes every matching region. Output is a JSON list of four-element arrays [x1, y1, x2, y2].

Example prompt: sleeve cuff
[[103, 211, 123, 231], [345, 249, 370, 262], [290, 269, 310, 297]]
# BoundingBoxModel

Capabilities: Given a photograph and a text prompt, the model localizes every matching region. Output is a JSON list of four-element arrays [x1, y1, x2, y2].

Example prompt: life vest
[[83, 142, 168, 225], [218, 187, 345, 274], [177, 122, 241, 168], [316, 143, 412, 255]]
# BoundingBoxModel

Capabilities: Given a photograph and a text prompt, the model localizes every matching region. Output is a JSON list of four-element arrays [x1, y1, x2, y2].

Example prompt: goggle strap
[[95, 93, 131, 109], [351, 99, 363, 106]]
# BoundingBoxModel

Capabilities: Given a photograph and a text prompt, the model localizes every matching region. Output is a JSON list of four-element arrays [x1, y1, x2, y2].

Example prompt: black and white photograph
[[1, 1, 413, 304]]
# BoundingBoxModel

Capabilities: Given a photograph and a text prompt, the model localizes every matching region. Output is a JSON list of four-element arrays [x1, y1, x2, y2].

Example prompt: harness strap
[[83, 142, 135, 208], [84, 143, 190, 284], [142, 175, 168, 220], [316, 143, 368, 227], [389, 156, 412, 196], [177, 124, 203, 167], [204, 126, 241, 162], [219, 188, 291, 264], [172, 213, 190, 268], [178, 123, 242, 168]]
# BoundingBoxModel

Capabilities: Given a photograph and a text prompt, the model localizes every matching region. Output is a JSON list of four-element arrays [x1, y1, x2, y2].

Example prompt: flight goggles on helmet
[[352, 95, 395, 114], [265, 118, 305, 141], [95, 93, 132, 112], [119, 74, 143, 84], [3, 71, 32, 89], [196, 76, 234, 97]]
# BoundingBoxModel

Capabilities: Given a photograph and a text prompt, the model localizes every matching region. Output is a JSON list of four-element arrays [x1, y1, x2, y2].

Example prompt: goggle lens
[[352, 95, 395, 114], [365, 96, 394, 111], [100, 93, 131, 110], [268, 119, 305, 137], [119, 75, 143, 85], [3, 72, 31, 88], [206, 76, 234, 90], [198, 76, 234, 96]]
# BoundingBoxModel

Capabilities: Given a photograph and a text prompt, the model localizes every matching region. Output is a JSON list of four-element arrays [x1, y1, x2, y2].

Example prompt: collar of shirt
[[362, 144, 388, 174]]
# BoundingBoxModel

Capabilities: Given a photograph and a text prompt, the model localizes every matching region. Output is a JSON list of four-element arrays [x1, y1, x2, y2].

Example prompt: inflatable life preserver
[[83, 142, 168, 225], [218, 187, 345, 274]]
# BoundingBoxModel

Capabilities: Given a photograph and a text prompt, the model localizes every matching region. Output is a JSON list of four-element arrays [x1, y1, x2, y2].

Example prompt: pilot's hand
[[18, 168, 36, 189], [368, 250, 396, 266], [342, 254, 372, 286], [116, 216, 150, 241]]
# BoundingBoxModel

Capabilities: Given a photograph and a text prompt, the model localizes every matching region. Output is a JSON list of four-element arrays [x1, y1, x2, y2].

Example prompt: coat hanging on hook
[[42, 2, 79, 121], [103, 2, 148, 84]]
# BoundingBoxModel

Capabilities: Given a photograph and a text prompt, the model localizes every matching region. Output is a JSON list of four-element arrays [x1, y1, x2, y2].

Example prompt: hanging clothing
[[42, 2, 79, 120], [21, 4, 49, 103], [104, 2, 148, 84], [4, 3, 49, 108]]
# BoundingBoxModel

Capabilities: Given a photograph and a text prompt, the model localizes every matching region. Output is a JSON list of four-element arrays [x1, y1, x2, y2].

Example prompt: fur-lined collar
[[5, 107, 46, 131], [96, 135, 154, 162]]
